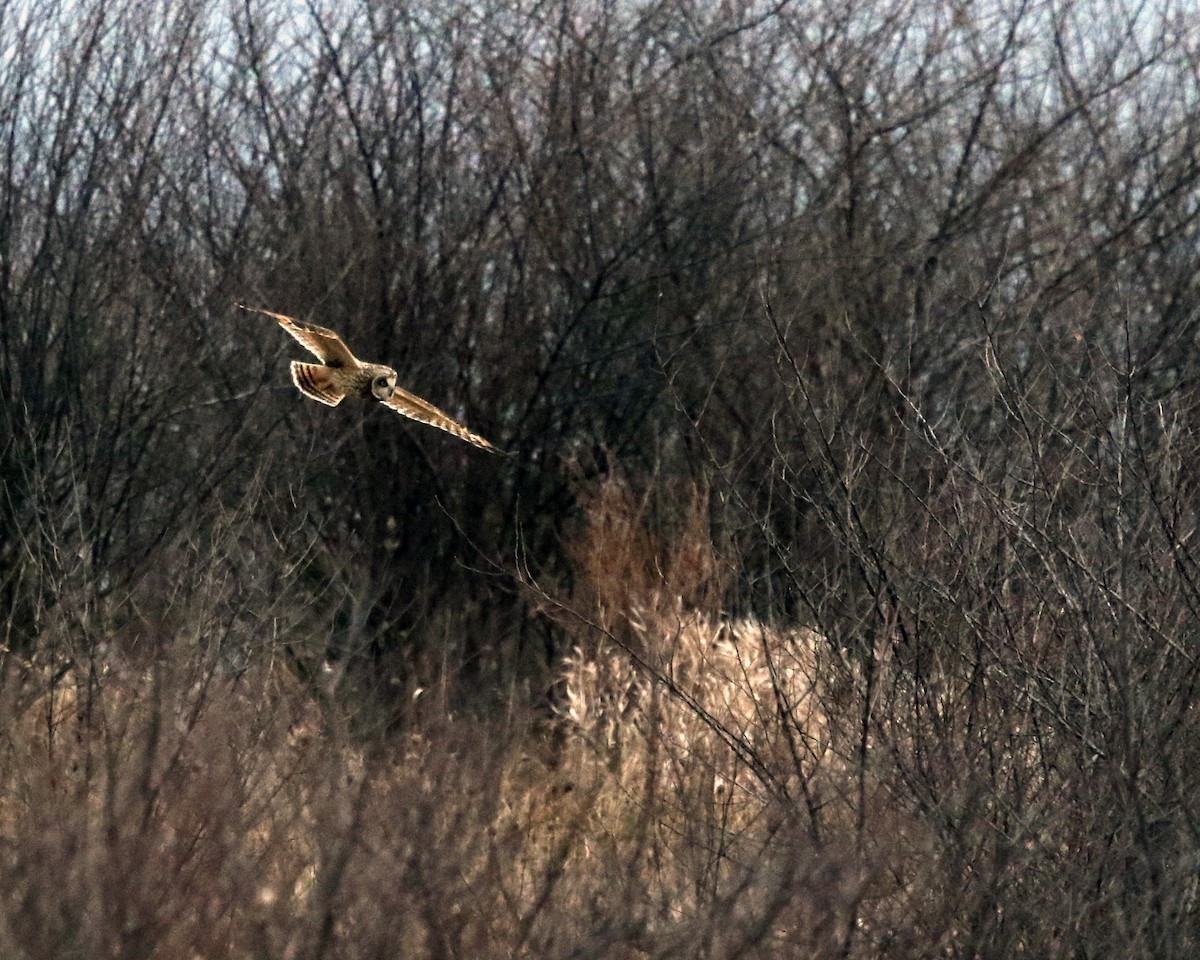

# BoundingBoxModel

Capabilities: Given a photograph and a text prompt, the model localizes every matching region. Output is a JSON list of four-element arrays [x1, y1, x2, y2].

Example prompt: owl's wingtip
[[472, 435, 510, 456]]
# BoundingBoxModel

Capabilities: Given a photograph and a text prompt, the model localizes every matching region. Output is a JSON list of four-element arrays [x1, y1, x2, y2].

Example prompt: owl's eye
[[372, 375, 395, 400]]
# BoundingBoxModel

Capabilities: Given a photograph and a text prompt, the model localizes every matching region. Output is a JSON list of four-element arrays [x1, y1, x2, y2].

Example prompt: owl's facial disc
[[371, 371, 397, 401]]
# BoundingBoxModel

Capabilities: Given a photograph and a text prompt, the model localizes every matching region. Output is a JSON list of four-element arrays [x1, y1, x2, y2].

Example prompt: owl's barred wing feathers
[[384, 386, 500, 453], [236, 303, 358, 367], [290, 361, 345, 406]]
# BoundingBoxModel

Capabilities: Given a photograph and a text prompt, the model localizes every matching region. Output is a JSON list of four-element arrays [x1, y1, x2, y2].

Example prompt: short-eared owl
[[238, 304, 499, 452]]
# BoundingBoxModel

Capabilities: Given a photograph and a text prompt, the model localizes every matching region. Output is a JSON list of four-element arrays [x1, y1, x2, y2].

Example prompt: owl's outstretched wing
[[237, 303, 358, 367], [384, 386, 500, 453]]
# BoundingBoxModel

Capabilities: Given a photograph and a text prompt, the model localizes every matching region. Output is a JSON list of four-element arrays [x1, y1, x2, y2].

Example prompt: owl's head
[[370, 368, 398, 401]]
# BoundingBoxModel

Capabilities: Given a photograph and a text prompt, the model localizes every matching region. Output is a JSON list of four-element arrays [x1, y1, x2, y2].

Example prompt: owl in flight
[[238, 304, 499, 452]]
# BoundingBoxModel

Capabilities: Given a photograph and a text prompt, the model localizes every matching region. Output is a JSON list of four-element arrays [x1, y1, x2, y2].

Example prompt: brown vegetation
[[3, 0, 1200, 955]]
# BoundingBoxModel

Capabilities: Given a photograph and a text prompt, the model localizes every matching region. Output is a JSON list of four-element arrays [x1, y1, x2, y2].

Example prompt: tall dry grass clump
[[556, 472, 836, 808], [560, 606, 831, 834], [539, 474, 863, 950]]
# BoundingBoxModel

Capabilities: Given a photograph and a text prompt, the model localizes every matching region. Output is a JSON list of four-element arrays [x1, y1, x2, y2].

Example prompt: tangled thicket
[[4, 0, 1200, 955]]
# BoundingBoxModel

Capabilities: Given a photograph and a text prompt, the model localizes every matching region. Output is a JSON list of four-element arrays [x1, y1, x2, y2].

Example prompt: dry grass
[[0, 473, 1148, 959], [0, 475, 871, 959], [0, 638, 860, 959]]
